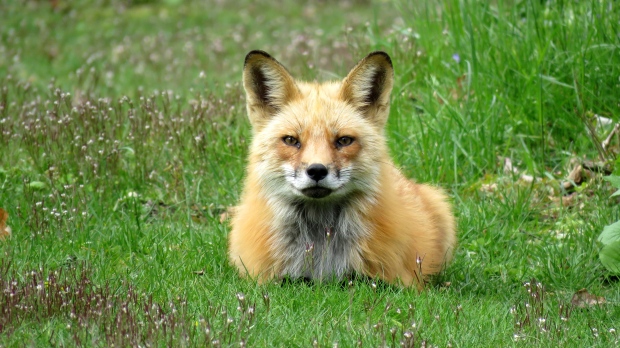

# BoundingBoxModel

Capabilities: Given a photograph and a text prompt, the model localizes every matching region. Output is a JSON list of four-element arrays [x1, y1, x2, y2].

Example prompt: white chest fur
[[270, 200, 369, 280]]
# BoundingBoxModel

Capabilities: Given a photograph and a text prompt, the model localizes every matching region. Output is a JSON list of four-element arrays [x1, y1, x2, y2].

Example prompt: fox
[[228, 50, 456, 288]]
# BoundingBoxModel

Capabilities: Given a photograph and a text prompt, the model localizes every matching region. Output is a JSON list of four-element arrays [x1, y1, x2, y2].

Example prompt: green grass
[[1, 0, 620, 346]]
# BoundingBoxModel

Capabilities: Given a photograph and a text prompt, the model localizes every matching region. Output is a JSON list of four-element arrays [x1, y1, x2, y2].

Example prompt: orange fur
[[229, 50, 456, 288], [228, 173, 278, 282], [362, 165, 456, 287]]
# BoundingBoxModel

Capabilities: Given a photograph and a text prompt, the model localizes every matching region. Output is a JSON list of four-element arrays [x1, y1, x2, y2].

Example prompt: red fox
[[228, 50, 456, 288]]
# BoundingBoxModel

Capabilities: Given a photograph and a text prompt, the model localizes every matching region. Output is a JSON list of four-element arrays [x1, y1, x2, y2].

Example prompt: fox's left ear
[[339, 51, 394, 128]]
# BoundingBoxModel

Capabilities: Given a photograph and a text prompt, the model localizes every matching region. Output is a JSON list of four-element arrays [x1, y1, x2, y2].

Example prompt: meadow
[[1, 0, 619, 346]]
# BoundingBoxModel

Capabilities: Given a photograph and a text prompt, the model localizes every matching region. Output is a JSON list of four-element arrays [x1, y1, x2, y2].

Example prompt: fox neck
[[268, 192, 373, 280]]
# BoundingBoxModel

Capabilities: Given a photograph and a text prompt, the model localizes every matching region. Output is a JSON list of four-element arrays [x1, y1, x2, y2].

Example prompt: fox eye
[[282, 136, 300, 148], [336, 136, 354, 147]]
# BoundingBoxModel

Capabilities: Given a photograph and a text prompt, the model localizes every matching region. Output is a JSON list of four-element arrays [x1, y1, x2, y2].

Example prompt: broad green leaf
[[598, 220, 620, 245], [600, 241, 620, 274], [603, 175, 620, 189], [604, 176, 620, 197], [27, 181, 46, 190]]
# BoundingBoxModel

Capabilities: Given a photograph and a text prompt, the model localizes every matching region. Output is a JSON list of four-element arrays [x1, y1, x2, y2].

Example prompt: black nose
[[306, 164, 328, 182]]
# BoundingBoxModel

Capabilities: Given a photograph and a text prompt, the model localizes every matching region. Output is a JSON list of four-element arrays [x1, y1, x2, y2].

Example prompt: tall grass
[[381, 0, 620, 185]]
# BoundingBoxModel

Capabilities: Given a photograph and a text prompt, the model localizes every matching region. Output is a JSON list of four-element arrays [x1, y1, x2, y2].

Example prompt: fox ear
[[243, 50, 301, 128], [339, 51, 394, 127]]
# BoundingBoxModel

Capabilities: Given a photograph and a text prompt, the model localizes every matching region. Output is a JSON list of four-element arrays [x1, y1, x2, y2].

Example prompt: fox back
[[229, 51, 456, 287]]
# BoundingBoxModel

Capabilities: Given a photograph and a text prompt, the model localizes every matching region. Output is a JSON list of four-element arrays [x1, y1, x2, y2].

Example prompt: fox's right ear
[[243, 51, 300, 129]]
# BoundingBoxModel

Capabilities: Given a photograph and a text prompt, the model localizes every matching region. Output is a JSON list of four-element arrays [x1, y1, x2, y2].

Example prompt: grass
[[1, 0, 619, 346]]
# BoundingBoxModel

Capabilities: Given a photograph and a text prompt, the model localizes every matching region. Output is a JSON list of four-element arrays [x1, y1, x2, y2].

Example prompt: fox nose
[[306, 163, 328, 182]]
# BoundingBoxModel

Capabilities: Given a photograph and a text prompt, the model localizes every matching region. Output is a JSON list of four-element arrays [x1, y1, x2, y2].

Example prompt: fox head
[[242, 50, 394, 201]]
